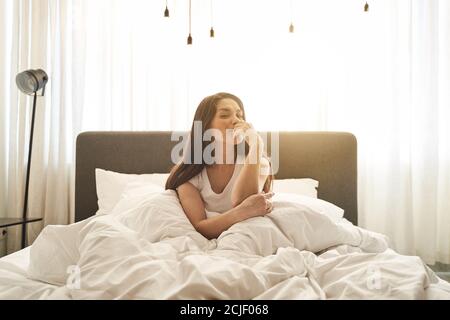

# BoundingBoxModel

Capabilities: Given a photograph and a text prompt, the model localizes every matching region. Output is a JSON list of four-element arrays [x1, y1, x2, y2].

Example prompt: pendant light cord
[[210, 0, 213, 28], [290, 0, 293, 25]]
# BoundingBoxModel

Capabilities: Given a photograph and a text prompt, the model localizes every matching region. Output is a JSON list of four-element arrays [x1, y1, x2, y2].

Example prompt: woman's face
[[208, 98, 244, 144]]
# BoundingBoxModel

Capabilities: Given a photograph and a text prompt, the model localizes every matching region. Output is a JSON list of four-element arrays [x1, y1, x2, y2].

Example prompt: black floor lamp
[[15, 69, 48, 249]]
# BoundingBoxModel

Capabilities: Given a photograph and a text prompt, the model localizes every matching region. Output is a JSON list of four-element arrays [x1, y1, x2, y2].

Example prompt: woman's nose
[[232, 116, 242, 126]]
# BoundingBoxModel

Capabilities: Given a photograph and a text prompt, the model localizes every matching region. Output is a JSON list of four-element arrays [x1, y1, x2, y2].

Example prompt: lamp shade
[[16, 69, 48, 95]]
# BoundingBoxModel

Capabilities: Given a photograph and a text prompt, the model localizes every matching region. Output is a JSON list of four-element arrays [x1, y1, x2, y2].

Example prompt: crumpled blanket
[[25, 190, 449, 299]]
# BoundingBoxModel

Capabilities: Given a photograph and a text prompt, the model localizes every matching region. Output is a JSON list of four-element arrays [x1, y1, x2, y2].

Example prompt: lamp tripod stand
[[16, 69, 48, 249]]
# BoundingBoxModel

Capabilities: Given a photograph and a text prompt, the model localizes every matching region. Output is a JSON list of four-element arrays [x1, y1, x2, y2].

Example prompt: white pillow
[[95, 168, 169, 215], [272, 178, 319, 198], [109, 182, 164, 216], [95, 169, 318, 214], [273, 192, 344, 223], [120, 181, 164, 200]]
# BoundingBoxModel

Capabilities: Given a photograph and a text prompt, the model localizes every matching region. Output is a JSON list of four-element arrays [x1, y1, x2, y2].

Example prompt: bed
[[0, 131, 449, 299]]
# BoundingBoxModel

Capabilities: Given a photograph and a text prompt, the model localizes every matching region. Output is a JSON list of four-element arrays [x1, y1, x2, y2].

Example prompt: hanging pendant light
[[289, 23, 294, 33], [210, 0, 215, 37], [288, 0, 294, 33], [164, 0, 169, 17], [364, 1, 369, 12], [187, 0, 193, 44]]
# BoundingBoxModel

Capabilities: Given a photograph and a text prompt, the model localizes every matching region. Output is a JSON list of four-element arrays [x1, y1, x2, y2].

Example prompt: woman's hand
[[237, 191, 274, 220], [233, 121, 264, 151]]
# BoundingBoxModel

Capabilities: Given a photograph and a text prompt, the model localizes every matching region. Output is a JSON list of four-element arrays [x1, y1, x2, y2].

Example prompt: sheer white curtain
[[0, 0, 73, 253], [0, 0, 449, 263], [353, 0, 450, 264]]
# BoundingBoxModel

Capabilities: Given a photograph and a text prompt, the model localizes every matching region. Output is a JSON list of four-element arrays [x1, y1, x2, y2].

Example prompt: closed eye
[[220, 112, 243, 119]]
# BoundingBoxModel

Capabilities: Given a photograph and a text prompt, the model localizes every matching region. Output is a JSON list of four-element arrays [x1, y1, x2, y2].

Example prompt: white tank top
[[187, 153, 269, 216]]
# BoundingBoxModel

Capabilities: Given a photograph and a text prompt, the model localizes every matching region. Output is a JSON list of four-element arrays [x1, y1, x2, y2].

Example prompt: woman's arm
[[231, 140, 270, 208], [177, 181, 272, 240]]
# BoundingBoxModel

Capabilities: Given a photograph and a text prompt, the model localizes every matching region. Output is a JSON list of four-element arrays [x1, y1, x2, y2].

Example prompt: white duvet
[[21, 190, 450, 299]]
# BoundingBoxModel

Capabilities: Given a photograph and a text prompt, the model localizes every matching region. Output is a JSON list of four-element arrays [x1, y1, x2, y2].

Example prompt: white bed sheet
[[1, 191, 449, 300], [1, 246, 448, 299], [1, 247, 31, 269], [0, 247, 69, 299]]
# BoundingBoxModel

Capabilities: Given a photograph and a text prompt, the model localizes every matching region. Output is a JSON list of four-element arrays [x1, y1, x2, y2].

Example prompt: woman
[[166, 92, 274, 240]]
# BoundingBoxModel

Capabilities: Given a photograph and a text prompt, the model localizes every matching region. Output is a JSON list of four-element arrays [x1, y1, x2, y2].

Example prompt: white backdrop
[[0, 0, 449, 264]]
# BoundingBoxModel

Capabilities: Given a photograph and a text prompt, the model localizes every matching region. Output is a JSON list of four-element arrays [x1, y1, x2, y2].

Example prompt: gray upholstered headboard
[[75, 131, 357, 225]]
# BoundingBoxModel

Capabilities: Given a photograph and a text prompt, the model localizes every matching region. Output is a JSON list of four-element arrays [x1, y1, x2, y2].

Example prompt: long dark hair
[[165, 92, 273, 193]]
